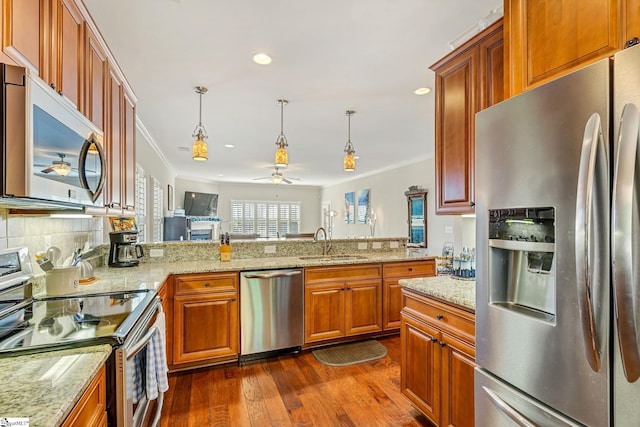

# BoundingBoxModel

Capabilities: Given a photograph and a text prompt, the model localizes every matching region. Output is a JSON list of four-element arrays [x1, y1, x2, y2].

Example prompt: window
[[135, 165, 147, 242], [231, 200, 300, 238], [152, 177, 163, 242]]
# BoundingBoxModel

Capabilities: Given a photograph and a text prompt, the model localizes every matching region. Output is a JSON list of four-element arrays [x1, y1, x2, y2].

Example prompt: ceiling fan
[[39, 153, 73, 176], [252, 167, 300, 185]]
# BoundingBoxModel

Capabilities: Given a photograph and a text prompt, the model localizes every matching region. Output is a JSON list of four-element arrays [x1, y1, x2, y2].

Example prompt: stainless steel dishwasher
[[240, 268, 304, 359]]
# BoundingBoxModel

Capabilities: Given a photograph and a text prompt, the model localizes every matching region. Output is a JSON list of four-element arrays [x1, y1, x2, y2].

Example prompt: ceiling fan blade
[[252, 176, 271, 181], [41, 167, 54, 174], [282, 177, 293, 184]]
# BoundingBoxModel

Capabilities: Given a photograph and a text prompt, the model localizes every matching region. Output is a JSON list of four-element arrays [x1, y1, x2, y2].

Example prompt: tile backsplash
[[0, 209, 104, 274]]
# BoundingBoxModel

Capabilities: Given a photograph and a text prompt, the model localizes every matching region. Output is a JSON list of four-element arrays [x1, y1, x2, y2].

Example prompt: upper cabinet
[[1, 0, 41, 71], [505, 0, 640, 96], [430, 19, 504, 215], [47, 0, 84, 109]]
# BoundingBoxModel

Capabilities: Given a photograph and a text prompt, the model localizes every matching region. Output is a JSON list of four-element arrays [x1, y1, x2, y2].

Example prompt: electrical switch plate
[[44, 236, 51, 250], [149, 249, 164, 257], [390, 241, 399, 249], [445, 226, 453, 234], [357, 242, 367, 250], [264, 245, 276, 254], [372, 242, 382, 249]]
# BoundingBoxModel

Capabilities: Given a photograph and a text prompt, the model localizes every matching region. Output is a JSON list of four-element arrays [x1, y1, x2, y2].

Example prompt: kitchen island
[[0, 344, 111, 427], [399, 275, 475, 427]]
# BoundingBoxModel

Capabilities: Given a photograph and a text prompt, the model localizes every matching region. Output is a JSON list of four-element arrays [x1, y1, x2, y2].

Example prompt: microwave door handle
[[612, 103, 640, 382], [575, 112, 608, 372], [481, 386, 537, 427]]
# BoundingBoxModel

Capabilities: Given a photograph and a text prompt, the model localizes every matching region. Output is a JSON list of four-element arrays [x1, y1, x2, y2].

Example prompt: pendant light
[[191, 86, 209, 161], [343, 110, 356, 172], [274, 99, 289, 167]]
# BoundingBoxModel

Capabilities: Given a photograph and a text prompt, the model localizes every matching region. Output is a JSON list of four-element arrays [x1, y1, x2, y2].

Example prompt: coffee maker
[[108, 230, 144, 267]]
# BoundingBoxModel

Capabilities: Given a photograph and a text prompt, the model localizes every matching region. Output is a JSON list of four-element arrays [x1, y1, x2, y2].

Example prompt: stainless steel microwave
[[0, 64, 106, 210]]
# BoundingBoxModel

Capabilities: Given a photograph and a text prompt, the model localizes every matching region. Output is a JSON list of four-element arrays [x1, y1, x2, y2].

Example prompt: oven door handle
[[124, 303, 163, 361]]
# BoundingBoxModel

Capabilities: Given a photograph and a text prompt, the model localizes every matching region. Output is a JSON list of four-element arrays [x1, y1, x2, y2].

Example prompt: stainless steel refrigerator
[[475, 44, 640, 426]]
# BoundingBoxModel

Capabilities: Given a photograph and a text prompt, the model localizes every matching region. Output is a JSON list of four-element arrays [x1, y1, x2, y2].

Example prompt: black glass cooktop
[[0, 289, 157, 356]]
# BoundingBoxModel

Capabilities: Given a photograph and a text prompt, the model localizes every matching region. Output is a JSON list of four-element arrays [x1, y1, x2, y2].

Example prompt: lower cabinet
[[170, 272, 239, 368], [401, 288, 475, 427], [304, 264, 382, 344], [62, 365, 107, 427], [382, 259, 436, 331]]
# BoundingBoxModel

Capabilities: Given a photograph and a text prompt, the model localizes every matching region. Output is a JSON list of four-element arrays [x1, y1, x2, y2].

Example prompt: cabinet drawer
[[402, 289, 475, 345], [175, 272, 238, 295], [305, 263, 382, 284], [383, 260, 436, 278]]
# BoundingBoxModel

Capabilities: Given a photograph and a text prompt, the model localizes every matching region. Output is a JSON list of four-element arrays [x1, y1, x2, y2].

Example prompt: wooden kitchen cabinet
[[62, 365, 107, 427], [401, 288, 475, 427], [430, 19, 503, 215], [504, 0, 640, 96], [84, 24, 106, 130], [304, 264, 382, 344], [122, 88, 136, 213], [382, 259, 436, 331], [46, 0, 84, 110], [172, 272, 239, 367], [1, 0, 41, 71]]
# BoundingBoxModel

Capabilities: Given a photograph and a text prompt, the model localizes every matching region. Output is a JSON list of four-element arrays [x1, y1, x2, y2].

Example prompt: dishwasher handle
[[243, 270, 302, 280]]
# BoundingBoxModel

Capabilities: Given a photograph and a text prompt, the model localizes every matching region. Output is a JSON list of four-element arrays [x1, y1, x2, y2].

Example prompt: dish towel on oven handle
[[146, 310, 169, 401]]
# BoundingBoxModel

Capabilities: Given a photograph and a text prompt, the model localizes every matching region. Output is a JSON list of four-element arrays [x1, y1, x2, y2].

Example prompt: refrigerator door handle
[[481, 386, 537, 427], [612, 103, 640, 382], [575, 112, 608, 372]]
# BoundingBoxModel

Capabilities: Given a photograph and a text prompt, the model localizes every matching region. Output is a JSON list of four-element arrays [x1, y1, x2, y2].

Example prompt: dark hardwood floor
[[161, 335, 433, 426]]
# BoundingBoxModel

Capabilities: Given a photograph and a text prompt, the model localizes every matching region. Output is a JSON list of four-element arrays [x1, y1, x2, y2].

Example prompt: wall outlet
[[445, 226, 453, 234], [358, 242, 368, 250], [372, 242, 382, 249], [149, 249, 164, 257], [264, 245, 276, 254], [390, 241, 399, 249], [44, 235, 51, 250]]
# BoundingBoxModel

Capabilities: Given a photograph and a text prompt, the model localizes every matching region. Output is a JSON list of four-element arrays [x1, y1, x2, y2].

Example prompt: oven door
[[114, 298, 166, 427], [26, 70, 106, 208]]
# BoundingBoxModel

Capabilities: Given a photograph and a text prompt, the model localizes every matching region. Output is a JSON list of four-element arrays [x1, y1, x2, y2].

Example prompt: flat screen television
[[184, 191, 218, 217]]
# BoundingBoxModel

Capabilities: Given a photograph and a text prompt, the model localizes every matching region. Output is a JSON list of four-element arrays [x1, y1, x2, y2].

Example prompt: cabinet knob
[[204, 282, 210, 287], [408, 267, 413, 272], [231, 298, 236, 302], [625, 37, 640, 48], [431, 337, 437, 343], [436, 314, 444, 320], [58, 90, 63, 96], [50, 83, 56, 90], [439, 341, 446, 348], [469, 201, 476, 207]]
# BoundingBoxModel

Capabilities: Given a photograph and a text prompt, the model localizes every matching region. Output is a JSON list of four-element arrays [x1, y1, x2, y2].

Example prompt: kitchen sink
[[299, 255, 368, 262]]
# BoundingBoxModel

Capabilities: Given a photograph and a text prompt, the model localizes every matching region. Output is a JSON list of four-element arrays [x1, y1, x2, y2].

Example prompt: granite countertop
[[399, 275, 475, 311], [0, 344, 112, 427], [35, 252, 437, 297]]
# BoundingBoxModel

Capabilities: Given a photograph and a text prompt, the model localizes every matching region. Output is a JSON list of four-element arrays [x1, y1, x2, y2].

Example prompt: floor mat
[[311, 339, 387, 366]]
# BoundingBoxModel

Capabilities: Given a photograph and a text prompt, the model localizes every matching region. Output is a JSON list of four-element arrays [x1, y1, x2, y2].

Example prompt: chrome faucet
[[314, 227, 331, 256]]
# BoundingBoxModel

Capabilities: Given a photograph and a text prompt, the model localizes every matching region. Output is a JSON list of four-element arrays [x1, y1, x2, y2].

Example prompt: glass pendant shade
[[192, 132, 208, 161], [191, 86, 209, 161], [343, 151, 356, 172], [343, 110, 356, 172], [274, 100, 289, 167], [275, 143, 288, 167]]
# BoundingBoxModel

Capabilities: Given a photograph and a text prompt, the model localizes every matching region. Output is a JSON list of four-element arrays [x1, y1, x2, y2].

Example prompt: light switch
[[264, 245, 276, 254], [390, 241, 399, 249], [372, 242, 382, 249], [358, 242, 368, 250], [445, 226, 453, 234]]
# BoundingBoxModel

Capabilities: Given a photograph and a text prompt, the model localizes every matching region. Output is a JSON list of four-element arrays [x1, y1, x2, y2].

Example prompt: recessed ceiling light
[[224, 144, 235, 148], [178, 146, 190, 152], [253, 53, 272, 65], [218, 174, 224, 177], [414, 87, 431, 95]]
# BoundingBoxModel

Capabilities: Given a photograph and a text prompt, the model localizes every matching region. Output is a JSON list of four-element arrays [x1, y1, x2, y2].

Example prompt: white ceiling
[[84, 0, 500, 187]]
